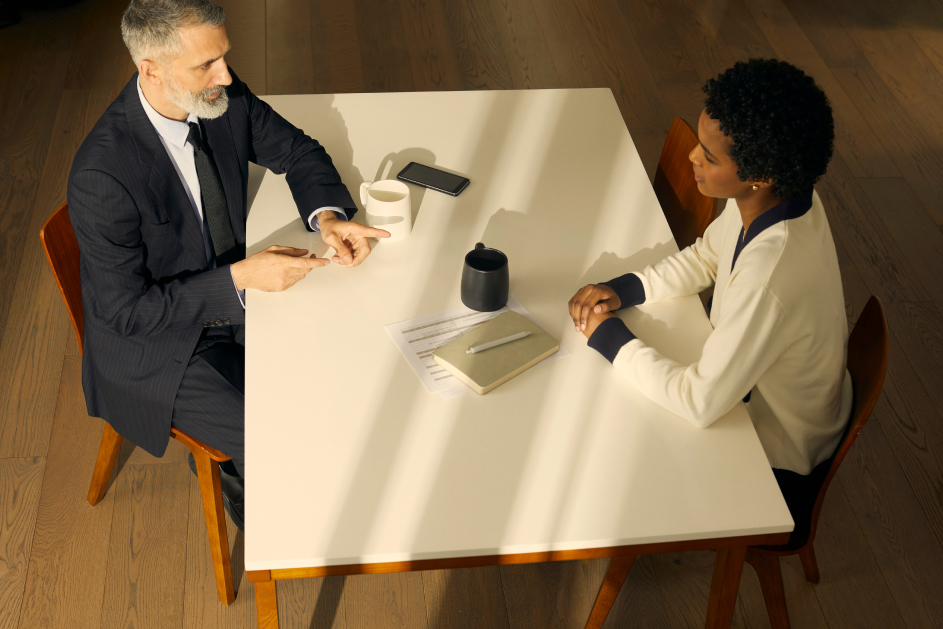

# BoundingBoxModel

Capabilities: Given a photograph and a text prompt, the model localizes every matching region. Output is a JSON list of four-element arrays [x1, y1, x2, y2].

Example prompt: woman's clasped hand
[[568, 283, 621, 338]]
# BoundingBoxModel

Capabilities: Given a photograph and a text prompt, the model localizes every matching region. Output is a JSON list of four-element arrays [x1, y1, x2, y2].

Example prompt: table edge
[[245, 531, 791, 582]]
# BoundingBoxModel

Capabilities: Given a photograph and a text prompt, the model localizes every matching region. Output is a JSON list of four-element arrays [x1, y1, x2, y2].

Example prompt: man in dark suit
[[68, 0, 388, 528]]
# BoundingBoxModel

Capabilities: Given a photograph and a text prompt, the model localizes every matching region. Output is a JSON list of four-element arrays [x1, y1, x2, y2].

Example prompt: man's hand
[[230, 245, 330, 292], [568, 284, 621, 332], [318, 213, 390, 267]]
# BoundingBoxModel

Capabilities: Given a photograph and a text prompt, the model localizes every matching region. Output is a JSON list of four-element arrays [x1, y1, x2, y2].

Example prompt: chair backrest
[[41, 202, 231, 462], [40, 202, 84, 352], [653, 117, 718, 250], [805, 296, 889, 547]]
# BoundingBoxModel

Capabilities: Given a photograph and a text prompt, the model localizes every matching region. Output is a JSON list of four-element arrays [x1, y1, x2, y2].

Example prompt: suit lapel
[[122, 75, 208, 268], [148, 156, 208, 267], [204, 116, 246, 244]]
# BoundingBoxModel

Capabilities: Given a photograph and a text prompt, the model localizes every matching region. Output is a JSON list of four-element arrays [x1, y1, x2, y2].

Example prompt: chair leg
[[746, 549, 790, 629], [584, 555, 636, 629], [798, 544, 820, 584], [192, 449, 235, 605], [87, 423, 123, 505]]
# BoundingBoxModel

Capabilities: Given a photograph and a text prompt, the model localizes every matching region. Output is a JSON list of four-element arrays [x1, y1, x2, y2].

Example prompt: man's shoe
[[187, 453, 245, 530]]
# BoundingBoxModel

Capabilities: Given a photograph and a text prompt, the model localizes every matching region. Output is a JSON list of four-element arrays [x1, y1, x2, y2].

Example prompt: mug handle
[[360, 181, 372, 207], [475, 242, 485, 250]]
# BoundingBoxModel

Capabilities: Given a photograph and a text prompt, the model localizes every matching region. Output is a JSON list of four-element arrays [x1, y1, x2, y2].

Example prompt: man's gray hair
[[121, 0, 225, 66]]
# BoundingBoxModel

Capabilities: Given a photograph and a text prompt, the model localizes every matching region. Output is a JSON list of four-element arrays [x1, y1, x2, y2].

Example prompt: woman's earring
[[752, 184, 759, 191]]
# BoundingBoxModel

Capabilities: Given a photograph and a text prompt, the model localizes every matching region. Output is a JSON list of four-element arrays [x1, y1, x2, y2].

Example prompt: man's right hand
[[230, 245, 331, 292]]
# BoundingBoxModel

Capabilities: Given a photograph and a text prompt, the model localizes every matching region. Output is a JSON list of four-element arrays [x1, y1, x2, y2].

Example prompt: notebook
[[432, 310, 559, 395]]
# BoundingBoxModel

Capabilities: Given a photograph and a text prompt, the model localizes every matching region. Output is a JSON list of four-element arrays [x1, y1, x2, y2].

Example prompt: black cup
[[461, 242, 509, 312]]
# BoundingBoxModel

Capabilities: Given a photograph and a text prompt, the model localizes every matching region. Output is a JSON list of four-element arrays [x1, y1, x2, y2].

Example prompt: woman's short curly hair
[[702, 59, 834, 199]]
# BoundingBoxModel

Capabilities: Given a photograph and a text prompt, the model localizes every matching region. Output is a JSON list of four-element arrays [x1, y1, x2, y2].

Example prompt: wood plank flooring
[[1, 0, 942, 627]]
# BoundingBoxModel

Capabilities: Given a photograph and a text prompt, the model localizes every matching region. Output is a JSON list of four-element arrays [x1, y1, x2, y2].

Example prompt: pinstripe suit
[[67, 70, 356, 460]]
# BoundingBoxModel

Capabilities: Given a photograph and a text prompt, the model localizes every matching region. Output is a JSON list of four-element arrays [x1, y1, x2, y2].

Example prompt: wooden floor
[[2, 0, 943, 627]]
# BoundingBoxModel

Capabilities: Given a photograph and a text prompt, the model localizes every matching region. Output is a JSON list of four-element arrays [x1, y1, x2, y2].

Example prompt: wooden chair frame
[[585, 297, 888, 629], [654, 117, 718, 250], [743, 295, 889, 628], [40, 202, 236, 605]]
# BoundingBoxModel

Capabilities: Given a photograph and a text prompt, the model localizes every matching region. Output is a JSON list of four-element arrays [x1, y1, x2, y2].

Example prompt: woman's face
[[689, 109, 759, 199]]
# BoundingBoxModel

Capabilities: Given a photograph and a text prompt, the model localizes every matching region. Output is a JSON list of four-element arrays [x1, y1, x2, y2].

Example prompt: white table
[[243, 89, 793, 629]]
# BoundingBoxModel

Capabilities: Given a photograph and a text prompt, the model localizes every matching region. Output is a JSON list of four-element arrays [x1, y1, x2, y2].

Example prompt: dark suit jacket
[[68, 70, 356, 458]]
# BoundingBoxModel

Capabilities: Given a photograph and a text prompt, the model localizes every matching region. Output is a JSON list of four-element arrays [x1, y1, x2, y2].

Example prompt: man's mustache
[[201, 87, 225, 100]]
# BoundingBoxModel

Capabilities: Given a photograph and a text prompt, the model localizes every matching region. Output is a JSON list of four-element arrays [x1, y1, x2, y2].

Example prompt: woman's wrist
[[602, 273, 645, 309], [586, 316, 636, 363]]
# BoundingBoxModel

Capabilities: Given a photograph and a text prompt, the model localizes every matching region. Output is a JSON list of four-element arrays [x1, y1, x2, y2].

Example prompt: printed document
[[385, 294, 570, 398]]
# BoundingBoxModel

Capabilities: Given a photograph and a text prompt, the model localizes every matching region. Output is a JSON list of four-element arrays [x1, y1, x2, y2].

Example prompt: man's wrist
[[230, 260, 247, 291], [318, 211, 339, 226]]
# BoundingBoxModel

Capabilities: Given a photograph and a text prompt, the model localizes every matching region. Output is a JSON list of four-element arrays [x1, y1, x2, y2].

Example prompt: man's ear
[[139, 59, 162, 86]]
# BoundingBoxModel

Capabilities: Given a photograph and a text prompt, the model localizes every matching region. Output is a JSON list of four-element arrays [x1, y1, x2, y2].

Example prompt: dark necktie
[[187, 122, 238, 265]]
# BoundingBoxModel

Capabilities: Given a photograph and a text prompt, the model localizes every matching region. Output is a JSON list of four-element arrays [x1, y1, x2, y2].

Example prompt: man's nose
[[216, 62, 232, 87]]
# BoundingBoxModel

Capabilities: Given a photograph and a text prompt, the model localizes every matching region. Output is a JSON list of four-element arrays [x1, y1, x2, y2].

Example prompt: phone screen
[[397, 163, 470, 196]]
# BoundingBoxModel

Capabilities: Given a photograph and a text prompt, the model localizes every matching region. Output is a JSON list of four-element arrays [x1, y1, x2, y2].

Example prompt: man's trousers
[[171, 326, 245, 477]]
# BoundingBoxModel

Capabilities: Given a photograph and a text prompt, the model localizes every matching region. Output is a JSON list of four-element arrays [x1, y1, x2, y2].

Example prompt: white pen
[[466, 331, 531, 354]]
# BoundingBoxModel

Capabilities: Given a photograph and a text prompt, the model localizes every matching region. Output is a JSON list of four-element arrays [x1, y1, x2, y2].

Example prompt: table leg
[[705, 545, 747, 629], [248, 571, 279, 629], [584, 555, 636, 629]]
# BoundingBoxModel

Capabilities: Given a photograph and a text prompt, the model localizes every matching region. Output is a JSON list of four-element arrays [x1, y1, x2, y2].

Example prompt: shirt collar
[[136, 76, 199, 149], [742, 188, 814, 247], [731, 188, 814, 272]]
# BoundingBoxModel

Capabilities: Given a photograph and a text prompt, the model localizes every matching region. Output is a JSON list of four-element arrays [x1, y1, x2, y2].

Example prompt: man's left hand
[[319, 213, 390, 267]]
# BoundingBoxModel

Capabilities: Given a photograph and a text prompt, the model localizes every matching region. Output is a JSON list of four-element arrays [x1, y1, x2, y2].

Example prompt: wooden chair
[[744, 295, 889, 628], [584, 297, 889, 629], [654, 117, 718, 250], [40, 202, 236, 606]]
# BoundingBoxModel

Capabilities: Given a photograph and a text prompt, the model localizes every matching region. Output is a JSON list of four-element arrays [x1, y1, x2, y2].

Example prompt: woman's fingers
[[567, 284, 620, 331], [569, 285, 598, 330], [594, 300, 612, 314]]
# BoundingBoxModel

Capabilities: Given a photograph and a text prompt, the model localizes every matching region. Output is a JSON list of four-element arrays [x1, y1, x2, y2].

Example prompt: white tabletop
[[244, 89, 793, 572]]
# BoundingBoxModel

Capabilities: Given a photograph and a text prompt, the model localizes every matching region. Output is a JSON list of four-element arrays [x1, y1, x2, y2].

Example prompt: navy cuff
[[587, 317, 636, 363], [601, 273, 645, 309]]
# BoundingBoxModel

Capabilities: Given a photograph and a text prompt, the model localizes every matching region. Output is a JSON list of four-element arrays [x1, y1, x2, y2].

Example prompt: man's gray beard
[[165, 77, 229, 120]]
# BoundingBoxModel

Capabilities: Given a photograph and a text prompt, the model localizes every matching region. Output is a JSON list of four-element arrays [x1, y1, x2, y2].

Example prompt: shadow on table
[[246, 161, 266, 216], [577, 244, 677, 288], [302, 89, 657, 627], [246, 93, 365, 221], [302, 93, 523, 619], [411, 92, 650, 627], [369, 148, 440, 228], [247, 110, 452, 264], [246, 220, 330, 258]]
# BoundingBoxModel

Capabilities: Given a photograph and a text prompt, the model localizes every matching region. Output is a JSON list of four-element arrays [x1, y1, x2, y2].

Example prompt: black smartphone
[[396, 162, 470, 196]]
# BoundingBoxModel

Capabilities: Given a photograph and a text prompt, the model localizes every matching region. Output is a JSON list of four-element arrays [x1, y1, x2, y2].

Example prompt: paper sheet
[[385, 294, 571, 398]]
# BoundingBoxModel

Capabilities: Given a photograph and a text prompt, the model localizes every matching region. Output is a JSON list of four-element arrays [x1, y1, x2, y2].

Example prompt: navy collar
[[731, 188, 814, 271]]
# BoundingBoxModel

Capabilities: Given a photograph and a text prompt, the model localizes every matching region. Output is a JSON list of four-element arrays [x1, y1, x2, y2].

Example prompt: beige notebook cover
[[433, 310, 559, 395]]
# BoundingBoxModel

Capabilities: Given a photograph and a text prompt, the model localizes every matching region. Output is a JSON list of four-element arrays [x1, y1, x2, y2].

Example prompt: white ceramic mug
[[359, 179, 412, 242]]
